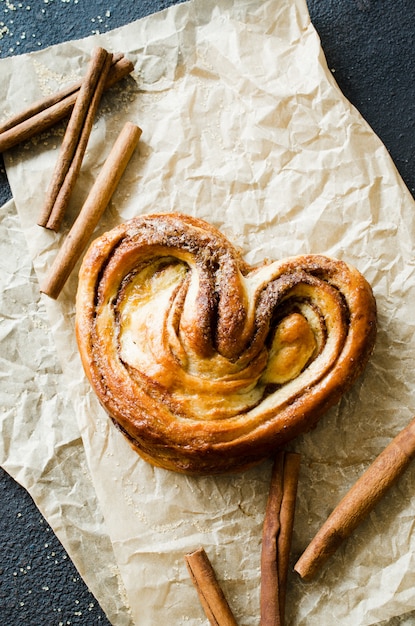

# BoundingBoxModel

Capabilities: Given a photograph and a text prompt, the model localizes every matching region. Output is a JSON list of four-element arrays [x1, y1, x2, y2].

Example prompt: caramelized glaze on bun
[[75, 213, 377, 474]]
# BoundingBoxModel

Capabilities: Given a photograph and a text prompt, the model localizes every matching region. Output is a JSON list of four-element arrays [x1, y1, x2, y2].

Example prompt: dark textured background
[[1, 1, 414, 624]]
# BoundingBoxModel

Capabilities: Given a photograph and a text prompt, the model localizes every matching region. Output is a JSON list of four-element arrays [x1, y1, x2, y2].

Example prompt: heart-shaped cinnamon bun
[[75, 213, 377, 474]]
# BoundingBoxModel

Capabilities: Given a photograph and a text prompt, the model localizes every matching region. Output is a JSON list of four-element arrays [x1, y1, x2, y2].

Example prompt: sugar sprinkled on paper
[[0, 1, 115, 56]]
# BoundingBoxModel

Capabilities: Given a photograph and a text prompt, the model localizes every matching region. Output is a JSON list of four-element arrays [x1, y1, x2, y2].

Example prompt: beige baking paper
[[0, 199, 134, 626], [1, 0, 415, 624]]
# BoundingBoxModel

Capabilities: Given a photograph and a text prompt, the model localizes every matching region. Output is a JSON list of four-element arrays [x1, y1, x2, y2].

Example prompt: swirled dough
[[75, 213, 377, 474]]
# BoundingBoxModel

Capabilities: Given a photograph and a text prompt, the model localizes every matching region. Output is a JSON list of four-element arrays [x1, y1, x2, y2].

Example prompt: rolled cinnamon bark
[[294, 415, 415, 580], [40, 121, 141, 299], [0, 54, 134, 153], [38, 47, 111, 229], [185, 547, 238, 626], [260, 451, 301, 626], [44, 50, 114, 231]]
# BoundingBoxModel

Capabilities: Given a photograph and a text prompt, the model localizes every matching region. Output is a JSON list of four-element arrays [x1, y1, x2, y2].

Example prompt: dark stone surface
[[307, 0, 415, 198], [1, 1, 414, 624], [0, 467, 112, 625]]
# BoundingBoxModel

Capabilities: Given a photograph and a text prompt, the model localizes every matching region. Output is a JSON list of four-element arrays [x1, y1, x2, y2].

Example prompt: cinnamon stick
[[0, 52, 124, 135], [0, 83, 80, 136], [40, 121, 142, 299], [260, 451, 301, 626], [185, 547, 238, 626], [0, 53, 133, 153], [38, 47, 111, 228], [45, 51, 114, 231], [294, 415, 415, 581]]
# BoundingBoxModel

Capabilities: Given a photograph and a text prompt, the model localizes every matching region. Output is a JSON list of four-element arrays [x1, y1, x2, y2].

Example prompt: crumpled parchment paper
[[0, 199, 134, 626], [1, 0, 415, 624]]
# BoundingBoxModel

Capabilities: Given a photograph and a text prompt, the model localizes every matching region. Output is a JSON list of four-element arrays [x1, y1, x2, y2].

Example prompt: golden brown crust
[[75, 213, 377, 474]]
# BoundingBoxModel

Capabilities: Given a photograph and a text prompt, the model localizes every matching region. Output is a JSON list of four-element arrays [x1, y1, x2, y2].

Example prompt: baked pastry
[[75, 213, 377, 474]]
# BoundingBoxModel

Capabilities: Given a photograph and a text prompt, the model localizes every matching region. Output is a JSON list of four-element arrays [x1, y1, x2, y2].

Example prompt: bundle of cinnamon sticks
[[185, 451, 301, 626], [185, 415, 415, 624], [0, 46, 141, 299], [0, 50, 133, 155]]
